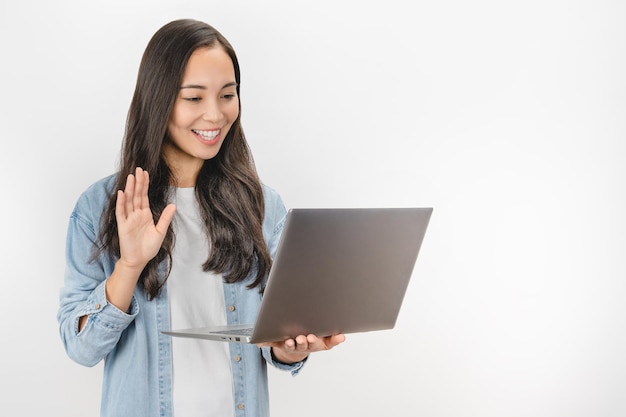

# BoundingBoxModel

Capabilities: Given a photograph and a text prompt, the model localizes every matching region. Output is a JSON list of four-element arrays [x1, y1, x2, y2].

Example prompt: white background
[[1, 0, 625, 416]]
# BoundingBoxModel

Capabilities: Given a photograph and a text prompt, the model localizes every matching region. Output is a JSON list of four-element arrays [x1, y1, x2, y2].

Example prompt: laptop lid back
[[249, 207, 432, 343]]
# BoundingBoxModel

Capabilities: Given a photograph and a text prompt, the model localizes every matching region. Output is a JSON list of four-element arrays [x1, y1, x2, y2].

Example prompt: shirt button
[[234, 355, 241, 362], [95, 304, 101, 310], [228, 305, 236, 312], [237, 403, 244, 410]]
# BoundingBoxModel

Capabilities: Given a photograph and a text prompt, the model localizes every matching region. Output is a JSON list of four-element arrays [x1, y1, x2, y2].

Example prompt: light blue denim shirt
[[57, 174, 305, 417]]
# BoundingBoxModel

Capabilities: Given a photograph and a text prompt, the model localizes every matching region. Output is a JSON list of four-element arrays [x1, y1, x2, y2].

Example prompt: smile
[[192, 129, 220, 140]]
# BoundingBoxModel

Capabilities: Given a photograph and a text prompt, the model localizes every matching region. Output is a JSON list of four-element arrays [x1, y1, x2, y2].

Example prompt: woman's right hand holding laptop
[[259, 333, 346, 364]]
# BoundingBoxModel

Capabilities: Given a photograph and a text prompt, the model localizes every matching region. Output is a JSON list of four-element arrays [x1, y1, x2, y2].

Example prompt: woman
[[57, 19, 344, 417]]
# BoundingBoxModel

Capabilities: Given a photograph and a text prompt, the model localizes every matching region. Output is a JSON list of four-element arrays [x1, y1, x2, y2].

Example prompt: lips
[[192, 129, 220, 144]]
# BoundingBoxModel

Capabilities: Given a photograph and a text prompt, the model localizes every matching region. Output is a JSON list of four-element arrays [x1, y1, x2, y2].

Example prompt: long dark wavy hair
[[95, 19, 271, 300]]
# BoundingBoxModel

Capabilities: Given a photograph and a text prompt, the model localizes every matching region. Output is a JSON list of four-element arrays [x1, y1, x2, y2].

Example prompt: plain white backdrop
[[1, 0, 625, 416]]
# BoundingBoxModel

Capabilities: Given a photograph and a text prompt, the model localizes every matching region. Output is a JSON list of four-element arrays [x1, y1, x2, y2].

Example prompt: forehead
[[182, 46, 236, 84]]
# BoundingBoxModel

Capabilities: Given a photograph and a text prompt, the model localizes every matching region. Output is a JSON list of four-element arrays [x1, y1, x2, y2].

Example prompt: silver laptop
[[162, 207, 433, 343]]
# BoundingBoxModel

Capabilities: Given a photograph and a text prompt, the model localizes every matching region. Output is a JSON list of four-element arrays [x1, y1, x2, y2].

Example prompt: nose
[[201, 99, 222, 122]]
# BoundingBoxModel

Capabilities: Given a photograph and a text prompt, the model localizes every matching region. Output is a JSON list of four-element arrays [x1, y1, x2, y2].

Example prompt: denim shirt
[[57, 174, 305, 417]]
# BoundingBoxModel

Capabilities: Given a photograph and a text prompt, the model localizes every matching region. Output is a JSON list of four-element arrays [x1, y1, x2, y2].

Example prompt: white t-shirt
[[168, 187, 234, 417]]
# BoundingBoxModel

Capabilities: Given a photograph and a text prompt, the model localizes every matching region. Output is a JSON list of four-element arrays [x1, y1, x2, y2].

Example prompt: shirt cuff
[[263, 346, 308, 376], [78, 279, 139, 333]]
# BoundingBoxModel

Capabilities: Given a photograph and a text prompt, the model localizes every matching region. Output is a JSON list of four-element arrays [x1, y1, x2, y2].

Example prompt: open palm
[[115, 167, 176, 270]]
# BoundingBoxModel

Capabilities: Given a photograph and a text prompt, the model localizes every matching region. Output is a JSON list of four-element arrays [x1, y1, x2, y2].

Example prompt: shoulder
[[261, 183, 282, 205], [261, 183, 286, 216], [261, 183, 287, 235], [71, 173, 118, 224]]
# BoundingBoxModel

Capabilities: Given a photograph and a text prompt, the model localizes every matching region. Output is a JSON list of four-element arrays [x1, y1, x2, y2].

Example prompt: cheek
[[227, 101, 240, 122], [170, 104, 200, 129], [168, 107, 184, 130]]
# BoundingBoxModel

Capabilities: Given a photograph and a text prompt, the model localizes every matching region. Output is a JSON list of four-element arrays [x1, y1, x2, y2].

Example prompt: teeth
[[193, 129, 219, 139]]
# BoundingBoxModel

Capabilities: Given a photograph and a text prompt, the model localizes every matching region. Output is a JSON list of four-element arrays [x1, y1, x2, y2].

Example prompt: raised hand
[[99, 167, 176, 315], [115, 167, 176, 270]]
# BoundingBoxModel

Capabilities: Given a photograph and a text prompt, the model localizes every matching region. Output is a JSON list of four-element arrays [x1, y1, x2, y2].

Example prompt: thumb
[[156, 204, 176, 235]]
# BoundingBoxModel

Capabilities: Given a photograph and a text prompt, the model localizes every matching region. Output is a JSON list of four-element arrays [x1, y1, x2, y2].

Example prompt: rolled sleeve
[[58, 179, 139, 367], [60, 278, 139, 367], [81, 280, 139, 333], [261, 346, 308, 376]]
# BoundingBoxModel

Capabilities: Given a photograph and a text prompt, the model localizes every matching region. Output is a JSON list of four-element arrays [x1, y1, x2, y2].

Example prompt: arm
[[58, 168, 175, 365], [102, 168, 176, 317]]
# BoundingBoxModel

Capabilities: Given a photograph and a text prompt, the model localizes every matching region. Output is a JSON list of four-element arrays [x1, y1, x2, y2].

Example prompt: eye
[[184, 97, 202, 102], [221, 93, 237, 100]]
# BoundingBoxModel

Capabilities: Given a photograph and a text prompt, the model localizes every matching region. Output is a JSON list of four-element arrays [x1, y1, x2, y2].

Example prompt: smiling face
[[165, 45, 240, 186]]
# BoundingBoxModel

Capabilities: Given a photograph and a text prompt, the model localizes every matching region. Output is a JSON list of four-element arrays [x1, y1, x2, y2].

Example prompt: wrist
[[271, 347, 308, 365], [116, 257, 148, 274]]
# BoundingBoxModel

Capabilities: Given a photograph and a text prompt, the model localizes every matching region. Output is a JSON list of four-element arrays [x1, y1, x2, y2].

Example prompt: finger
[[115, 190, 126, 222], [124, 173, 136, 214], [256, 339, 286, 349], [282, 338, 296, 349], [140, 169, 151, 210], [326, 334, 346, 349], [294, 335, 309, 352], [304, 334, 325, 351], [305, 334, 345, 351], [132, 167, 144, 211]]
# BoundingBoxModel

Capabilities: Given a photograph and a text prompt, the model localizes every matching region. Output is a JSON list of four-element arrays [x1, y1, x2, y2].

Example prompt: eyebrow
[[180, 81, 238, 90]]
